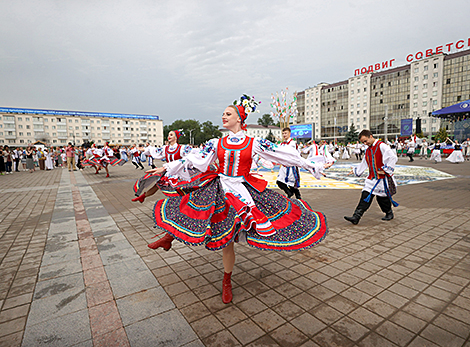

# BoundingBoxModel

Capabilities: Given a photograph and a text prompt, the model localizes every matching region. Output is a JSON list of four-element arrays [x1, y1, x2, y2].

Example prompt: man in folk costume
[[345, 129, 398, 225], [276, 128, 302, 199]]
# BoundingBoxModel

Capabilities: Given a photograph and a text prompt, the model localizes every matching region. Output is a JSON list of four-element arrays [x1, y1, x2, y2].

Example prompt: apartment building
[[0, 107, 163, 147]]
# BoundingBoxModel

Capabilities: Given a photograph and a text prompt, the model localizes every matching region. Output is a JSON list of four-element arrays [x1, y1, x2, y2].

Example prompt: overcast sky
[[1, 0, 469, 126]]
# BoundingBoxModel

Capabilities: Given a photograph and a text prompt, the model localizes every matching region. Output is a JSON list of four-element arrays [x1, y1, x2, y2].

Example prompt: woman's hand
[[145, 167, 166, 175]]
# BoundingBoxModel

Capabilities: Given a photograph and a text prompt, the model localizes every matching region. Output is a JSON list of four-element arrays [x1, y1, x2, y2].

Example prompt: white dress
[[446, 144, 464, 163], [341, 146, 350, 160], [45, 151, 54, 170], [353, 140, 397, 197], [429, 144, 442, 162]]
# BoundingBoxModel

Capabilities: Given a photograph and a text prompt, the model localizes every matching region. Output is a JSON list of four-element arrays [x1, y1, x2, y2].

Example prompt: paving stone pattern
[[0, 157, 469, 346]]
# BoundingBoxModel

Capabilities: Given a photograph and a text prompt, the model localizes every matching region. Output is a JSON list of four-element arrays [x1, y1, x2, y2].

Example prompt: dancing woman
[[131, 130, 192, 206], [446, 138, 465, 163], [144, 95, 329, 303]]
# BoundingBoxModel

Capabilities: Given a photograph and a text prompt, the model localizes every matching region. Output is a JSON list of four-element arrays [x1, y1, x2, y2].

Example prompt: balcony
[[5, 134, 17, 139], [123, 135, 131, 140], [139, 124, 147, 129], [4, 125, 16, 132], [33, 119, 43, 126], [140, 130, 147, 134], [3, 119, 15, 125], [58, 135, 68, 140], [81, 120, 91, 126]]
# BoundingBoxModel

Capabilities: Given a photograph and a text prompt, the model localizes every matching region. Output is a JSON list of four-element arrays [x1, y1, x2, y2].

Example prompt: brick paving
[[0, 157, 469, 346]]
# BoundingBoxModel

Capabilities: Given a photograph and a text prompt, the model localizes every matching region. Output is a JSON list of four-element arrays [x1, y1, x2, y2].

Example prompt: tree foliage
[[265, 130, 276, 142], [257, 114, 275, 127], [434, 127, 448, 142], [344, 123, 359, 143], [163, 119, 222, 146]]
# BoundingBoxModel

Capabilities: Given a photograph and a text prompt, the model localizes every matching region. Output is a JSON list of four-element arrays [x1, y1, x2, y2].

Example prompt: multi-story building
[[304, 84, 326, 140], [295, 91, 305, 124], [295, 48, 470, 140], [320, 81, 349, 139], [0, 107, 163, 147]]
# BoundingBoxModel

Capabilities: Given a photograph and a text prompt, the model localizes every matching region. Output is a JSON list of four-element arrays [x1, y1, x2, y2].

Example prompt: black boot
[[344, 209, 364, 225], [382, 211, 394, 221]]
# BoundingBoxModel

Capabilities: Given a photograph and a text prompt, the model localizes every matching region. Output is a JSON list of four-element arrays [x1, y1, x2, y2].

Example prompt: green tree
[[266, 130, 276, 142], [257, 114, 275, 127], [344, 123, 359, 143], [434, 127, 448, 142], [164, 119, 222, 146]]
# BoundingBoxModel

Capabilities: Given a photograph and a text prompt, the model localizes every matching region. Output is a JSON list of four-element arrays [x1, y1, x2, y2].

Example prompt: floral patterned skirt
[[153, 175, 328, 252]]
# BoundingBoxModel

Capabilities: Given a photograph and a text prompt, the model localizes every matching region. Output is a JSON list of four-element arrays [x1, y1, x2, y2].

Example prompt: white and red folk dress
[[152, 131, 328, 252], [133, 143, 193, 196]]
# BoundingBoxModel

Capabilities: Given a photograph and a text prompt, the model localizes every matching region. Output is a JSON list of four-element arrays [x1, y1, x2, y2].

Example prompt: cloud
[[1, 0, 469, 127]]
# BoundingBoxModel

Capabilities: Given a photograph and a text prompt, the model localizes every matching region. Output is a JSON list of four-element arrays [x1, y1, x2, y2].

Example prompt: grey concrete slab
[[125, 309, 199, 347], [27, 287, 87, 326], [104, 257, 150, 280], [108, 269, 159, 299], [38, 259, 83, 281], [116, 287, 175, 326], [34, 272, 84, 300], [100, 247, 139, 266], [97, 239, 134, 253], [22, 309, 91, 347], [40, 242, 81, 267]]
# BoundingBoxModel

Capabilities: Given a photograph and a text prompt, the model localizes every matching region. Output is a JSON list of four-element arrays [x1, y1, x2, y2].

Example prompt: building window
[[433, 100, 437, 105], [446, 78, 451, 84], [423, 84, 428, 89], [423, 75, 428, 80], [413, 94, 418, 99], [423, 101, 427, 106], [434, 63, 438, 69], [413, 103, 418, 108], [414, 68, 419, 73], [414, 77, 419, 82], [423, 66, 428, 71]]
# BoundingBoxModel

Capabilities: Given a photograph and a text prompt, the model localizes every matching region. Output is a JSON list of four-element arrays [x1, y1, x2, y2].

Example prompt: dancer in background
[[130, 144, 144, 170], [131, 130, 192, 207], [345, 130, 398, 225], [446, 138, 465, 164], [276, 128, 302, 199], [429, 141, 442, 164], [144, 95, 330, 304]]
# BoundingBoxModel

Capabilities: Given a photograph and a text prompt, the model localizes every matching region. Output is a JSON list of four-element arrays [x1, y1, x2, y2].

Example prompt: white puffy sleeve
[[147, 146, 165, 160], [164, 139, 218, 180], [253, 138, 325, 179], [380, 143, 397, 175], [353, 157, 368, 177]]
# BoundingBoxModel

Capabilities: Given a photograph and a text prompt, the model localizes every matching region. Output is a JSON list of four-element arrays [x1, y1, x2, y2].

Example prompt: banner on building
[[454, 119, 470, 142], [290, 124, 313, 139], [400, 118, 413, 136]]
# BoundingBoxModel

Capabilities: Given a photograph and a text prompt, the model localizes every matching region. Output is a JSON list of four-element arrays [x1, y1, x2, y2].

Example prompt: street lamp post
[[333, 117, 337, 143], [384, 104, 389, 142], [188, 129, 195, 145]]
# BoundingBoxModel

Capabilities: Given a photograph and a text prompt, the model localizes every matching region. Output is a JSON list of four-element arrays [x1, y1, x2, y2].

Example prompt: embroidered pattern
[[257, 138, 277, 152]]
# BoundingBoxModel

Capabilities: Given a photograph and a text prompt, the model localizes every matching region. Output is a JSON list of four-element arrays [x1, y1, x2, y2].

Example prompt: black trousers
[[355, 190, 392, 213], [407, 153, 414, 162], [276, 181, 301, 199], [133, 161, 144, 169]]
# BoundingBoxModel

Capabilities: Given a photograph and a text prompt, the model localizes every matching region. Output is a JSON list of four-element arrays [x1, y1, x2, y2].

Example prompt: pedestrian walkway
[[1, 159, 469, 346]]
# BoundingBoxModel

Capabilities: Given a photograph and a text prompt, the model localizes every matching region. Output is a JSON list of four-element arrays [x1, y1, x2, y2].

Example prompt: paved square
[[0, 157, 469, 346]]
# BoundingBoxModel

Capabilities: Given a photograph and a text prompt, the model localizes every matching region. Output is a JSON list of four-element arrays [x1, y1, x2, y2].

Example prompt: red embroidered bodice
[[365, 140, 385, 179], [165, 144, 183, 162], [216, 136, 267, 192]]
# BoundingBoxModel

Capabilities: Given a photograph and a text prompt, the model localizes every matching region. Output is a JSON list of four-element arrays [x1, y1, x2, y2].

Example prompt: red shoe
[[222, 272, 233, 304], [131, 193, 146, 203], [95, 170, 99, 174], [106, 173, 109, 177], [148, 233, 174, 251]]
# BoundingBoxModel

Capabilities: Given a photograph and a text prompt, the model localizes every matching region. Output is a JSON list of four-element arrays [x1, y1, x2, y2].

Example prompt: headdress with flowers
[[232, 94, 260, 131]]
